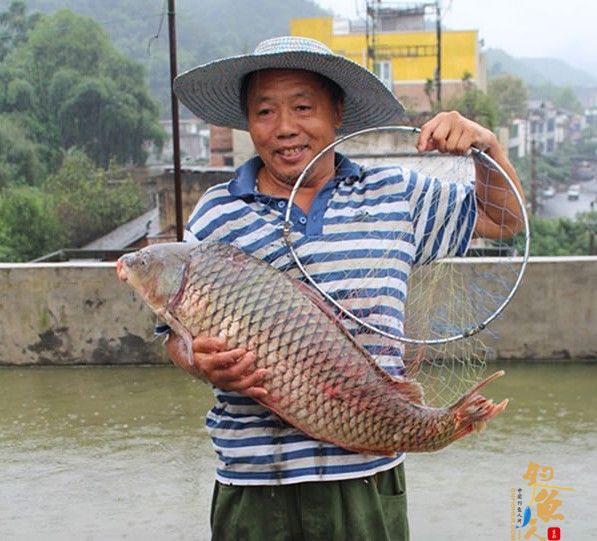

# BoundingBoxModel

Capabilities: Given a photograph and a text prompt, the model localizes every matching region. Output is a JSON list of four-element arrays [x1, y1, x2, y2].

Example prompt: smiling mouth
[[277, 146, 308, 158]]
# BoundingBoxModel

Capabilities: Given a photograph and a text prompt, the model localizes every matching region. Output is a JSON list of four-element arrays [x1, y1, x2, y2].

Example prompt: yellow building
[[290, 14, 485, 113]]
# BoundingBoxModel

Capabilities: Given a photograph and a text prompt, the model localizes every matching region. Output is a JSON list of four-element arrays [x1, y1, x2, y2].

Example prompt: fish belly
[[171, 243, 433, 454]]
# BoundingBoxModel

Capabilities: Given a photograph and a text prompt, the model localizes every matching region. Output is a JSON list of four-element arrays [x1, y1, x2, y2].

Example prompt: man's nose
[[276, 108, 298, 137]]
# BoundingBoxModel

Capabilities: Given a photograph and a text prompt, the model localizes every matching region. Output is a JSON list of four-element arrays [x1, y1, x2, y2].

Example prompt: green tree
[[488, 75, 528, 126], [0, 1, 40, 61], [0, 113, 45, 187], [423, 78, 434, 111], [0, 184, 64, 261], [3, 9, 164, 168], [446, 74, 498, 130], [513, 213, 595, 256], [574, 127, 597, 157], [529, 83, 583, 113], [19, 0, 329, 114], [44, 150, 144, 248]]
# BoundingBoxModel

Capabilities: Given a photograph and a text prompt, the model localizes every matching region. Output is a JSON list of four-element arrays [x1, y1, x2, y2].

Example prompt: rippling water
[[0, 362, 595, 540]]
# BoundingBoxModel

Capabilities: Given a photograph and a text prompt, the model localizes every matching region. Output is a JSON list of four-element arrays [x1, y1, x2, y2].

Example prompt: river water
[[1, 362, 595, 541]]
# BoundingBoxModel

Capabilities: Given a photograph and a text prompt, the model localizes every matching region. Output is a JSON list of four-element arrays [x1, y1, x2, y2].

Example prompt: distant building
[[160, 118, 210, 162], [155, 166, 235, 238], [291, 9, 484, 112], [586, 108, 597, 130], [507, 101, 584, 160], [77, 166, 237, 253]]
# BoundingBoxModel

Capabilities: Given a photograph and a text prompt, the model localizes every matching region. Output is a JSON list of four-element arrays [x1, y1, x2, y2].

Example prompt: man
[[165, 37, 523, 540]]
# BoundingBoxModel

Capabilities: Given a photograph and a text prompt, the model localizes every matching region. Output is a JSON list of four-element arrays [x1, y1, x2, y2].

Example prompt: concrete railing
[[0, 257, 595, 365]]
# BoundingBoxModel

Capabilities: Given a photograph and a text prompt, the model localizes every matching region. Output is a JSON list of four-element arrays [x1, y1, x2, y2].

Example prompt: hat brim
[[173, 50, 404, 135]]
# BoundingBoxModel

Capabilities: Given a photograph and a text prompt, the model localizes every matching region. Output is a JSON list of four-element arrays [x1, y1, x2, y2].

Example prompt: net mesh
[[285, 127, 528, 407]]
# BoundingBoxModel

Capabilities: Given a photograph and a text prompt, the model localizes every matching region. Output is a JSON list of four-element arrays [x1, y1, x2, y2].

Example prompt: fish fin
[[450, 370, 505, 411], [388, 376, 425, 405], [159, 310, 194, 367], [449, 370, 508, 440]]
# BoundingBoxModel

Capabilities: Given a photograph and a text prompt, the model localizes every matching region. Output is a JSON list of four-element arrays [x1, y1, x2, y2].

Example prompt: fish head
[[116, 242, 193, 313]]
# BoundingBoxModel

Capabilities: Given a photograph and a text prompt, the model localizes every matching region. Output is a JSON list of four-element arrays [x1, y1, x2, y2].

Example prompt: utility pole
[[530, 139, 537, 215], [168, 0, 184, 242], [365, 0, 379, 72], [589, 205, 597, 255], [434, 1, 441, 108]]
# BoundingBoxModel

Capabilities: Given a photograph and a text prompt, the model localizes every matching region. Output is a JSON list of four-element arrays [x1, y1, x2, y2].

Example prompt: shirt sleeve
[[154, 322, 171, 337], [409, 170, 477, 266]]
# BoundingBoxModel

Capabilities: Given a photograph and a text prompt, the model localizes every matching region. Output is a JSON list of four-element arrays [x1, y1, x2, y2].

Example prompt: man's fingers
[[418, 111, 484, 154], [192, 335, 227, 353], [194, 347, 246, 372], [417, 118, 438, 152], [218, 351, 257, 379], [188, 340, 270, 398], [229, 369, 269, 398]]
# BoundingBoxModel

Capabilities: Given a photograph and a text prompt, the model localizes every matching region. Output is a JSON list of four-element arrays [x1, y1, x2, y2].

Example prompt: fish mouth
[[116, 258, 128, 283]]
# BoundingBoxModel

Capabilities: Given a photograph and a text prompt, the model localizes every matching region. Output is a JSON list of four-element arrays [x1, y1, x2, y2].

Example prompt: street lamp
[[530, 138, 537, 215], [527, 102, 546, 216]]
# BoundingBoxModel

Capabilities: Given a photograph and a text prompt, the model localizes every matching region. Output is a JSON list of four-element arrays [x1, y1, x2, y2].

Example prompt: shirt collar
[[228, 152, 361, 199]]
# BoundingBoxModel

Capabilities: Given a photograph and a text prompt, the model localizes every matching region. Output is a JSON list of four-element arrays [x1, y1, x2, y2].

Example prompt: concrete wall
[[0, 263, 166, 365], [486, 257, 595, 360], [0, 257, 595, 365]]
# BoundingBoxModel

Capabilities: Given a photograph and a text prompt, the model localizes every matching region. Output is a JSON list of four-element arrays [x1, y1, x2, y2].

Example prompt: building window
[[374, 60, 393, 91], [546, 139, 554, 153]]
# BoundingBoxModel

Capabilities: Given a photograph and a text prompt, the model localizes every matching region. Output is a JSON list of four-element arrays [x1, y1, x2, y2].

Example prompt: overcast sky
[[315, 0, 597, 78]]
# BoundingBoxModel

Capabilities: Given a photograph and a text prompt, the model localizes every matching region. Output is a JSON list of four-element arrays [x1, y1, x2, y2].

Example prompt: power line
[[0, 11, 165, 41], [146, 0, 168, 55]]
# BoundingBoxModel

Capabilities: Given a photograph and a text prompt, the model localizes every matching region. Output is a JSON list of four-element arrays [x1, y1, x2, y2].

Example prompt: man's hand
[[417, 111, 497, 155], [417, 110, 525, 239], [166, 333, 268, 399]]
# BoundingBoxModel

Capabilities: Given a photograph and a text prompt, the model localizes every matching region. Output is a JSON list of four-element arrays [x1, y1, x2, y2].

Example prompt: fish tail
[[449, 370, 508, 441]]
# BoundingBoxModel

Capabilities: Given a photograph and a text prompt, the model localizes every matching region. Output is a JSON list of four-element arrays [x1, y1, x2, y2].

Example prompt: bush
[[44, 150, 144, 248], [0, 184, 64, 261]]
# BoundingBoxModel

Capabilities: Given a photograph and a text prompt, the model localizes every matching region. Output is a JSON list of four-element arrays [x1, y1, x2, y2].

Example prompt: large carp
[[116, 242, 507, 454]]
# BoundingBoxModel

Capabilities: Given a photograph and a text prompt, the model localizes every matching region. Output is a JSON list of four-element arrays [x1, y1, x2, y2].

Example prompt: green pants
[[210, 462, 409, 541]]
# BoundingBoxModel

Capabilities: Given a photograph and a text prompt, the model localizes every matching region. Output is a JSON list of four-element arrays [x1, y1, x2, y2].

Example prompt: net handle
[[282, 125, 530, 345]]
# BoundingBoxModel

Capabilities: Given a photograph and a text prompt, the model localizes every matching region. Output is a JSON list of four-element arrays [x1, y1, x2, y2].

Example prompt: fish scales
[[117, 242, 508, 454]]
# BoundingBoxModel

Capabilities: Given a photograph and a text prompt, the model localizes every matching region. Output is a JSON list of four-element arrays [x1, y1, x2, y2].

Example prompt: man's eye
[[296, 105, 311, 111], [257, 108, 271, 116]]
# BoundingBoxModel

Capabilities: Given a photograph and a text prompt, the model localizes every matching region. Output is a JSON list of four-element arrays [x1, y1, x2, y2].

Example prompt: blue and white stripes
[[183, 153, 476, 485]]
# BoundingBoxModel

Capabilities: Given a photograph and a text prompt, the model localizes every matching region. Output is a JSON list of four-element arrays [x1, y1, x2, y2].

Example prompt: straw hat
[[174, 36, 404, 134]]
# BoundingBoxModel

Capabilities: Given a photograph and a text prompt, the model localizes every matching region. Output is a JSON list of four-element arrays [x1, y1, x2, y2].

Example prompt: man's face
[[246, 69, 343, 189]]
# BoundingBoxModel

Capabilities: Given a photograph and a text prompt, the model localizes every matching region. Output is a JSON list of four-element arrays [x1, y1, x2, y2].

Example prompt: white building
[[508, 101, 572, 160]]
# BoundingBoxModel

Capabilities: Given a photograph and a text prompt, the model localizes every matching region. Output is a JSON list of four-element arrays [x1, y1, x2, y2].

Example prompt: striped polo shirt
[[178, 153, 476, 485]]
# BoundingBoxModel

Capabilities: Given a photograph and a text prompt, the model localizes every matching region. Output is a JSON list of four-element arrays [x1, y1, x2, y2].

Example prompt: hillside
[[3, 0, 329, 115], [486, 48, 597, 87]]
